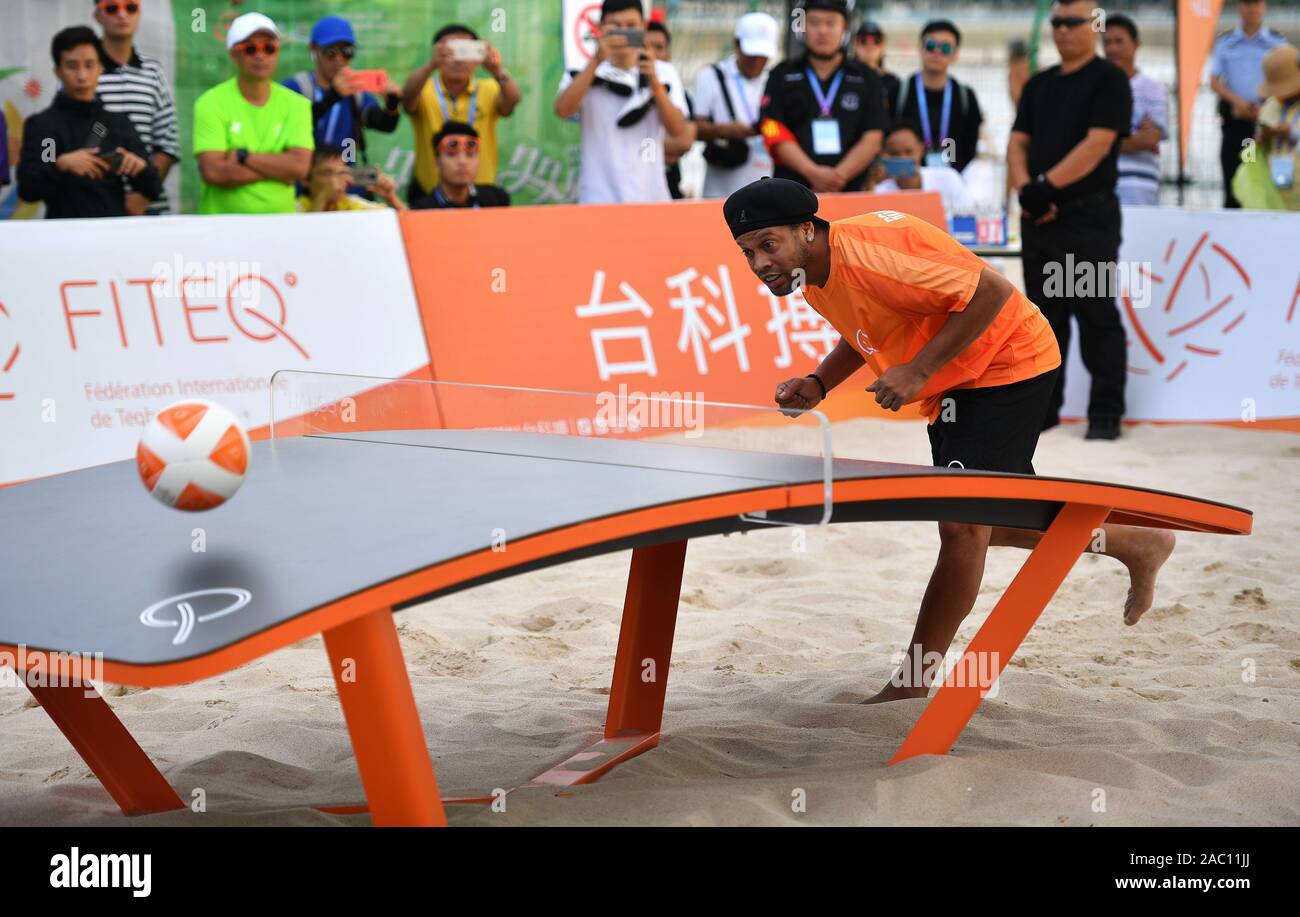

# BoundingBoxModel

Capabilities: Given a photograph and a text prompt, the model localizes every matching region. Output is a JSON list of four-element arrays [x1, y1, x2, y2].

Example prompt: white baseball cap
[[735, 11, 779, 60], [226, 12, 281, 50]]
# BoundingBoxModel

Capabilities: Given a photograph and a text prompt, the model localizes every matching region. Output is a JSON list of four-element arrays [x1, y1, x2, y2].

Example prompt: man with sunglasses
[[411, 122, 510, 210], [284, 15, 401, 182], [1009, 0, 1132, 441], [757, 0, 887, 193], [892, 20, 983, 173], [193, 13, 312, 215], [92, 0, 180, 216], [1210, 0, 1289, 208]]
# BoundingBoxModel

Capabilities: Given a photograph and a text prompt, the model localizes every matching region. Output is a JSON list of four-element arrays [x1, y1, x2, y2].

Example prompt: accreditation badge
[[1270, 153, 1295, 190], [811, 118, 842, 156]]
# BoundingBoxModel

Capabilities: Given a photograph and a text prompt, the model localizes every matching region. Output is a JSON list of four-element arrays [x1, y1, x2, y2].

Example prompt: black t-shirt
[[895, 73, 983, 172], [411, 183, 511, 209], [1012, 57, 1132, 200], [759, 54, 888, 191]]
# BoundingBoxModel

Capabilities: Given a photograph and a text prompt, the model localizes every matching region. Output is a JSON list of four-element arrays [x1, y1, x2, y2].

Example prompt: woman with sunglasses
[[891, 19, 983, 174], [410, 122, 510, 210]]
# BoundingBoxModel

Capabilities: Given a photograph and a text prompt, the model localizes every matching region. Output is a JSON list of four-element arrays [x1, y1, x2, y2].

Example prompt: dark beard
[[808, 48, 842, 63]]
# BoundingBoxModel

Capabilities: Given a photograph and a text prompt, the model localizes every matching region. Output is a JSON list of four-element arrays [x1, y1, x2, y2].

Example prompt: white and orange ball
[[137, 400, 250, 511]]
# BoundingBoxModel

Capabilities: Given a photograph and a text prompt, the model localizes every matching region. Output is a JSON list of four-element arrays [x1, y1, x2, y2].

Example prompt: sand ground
[[1, 419, 1296, 826]]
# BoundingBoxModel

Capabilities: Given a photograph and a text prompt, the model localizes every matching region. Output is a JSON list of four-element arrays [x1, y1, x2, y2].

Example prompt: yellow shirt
[[1258, 96, 1300, 211], [296, 193, 388, 212], [410, 75, 502, 195]]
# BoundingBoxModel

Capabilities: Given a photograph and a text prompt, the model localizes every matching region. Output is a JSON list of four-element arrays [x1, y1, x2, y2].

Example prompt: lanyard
[[729, 70, 757, 123], [804, 65, 844, 117], [434, 187, 479, 209], [915, 74, 952, 149], [433, 79, 478, 124]]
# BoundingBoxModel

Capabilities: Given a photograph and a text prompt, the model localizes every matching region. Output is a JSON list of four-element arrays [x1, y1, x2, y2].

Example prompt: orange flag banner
[[1177, 0, 1225, 171]]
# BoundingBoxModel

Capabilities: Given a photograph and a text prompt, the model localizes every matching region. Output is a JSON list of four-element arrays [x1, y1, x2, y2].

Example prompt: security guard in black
[[758, 0, 887, 193]]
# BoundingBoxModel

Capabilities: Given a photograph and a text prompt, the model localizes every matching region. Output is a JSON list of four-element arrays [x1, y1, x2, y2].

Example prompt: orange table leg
[[521, 541, 689, 790], [323, 607, 447, 826], [890, 502, 1112, 765], [604, 540, 689, 739], [25, 680, 184, 815]]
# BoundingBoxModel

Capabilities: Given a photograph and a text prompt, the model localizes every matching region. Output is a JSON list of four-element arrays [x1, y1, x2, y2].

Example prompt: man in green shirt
[[194, 12, 312, 214]]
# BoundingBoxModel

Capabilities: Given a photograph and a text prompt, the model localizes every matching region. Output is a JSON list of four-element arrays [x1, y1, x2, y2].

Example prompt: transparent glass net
[[269, 370, 836, 525]]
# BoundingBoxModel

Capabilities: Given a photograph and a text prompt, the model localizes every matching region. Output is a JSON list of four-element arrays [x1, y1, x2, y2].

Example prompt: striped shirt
[[1116, 71, 1168, 206], [97, 48, 179, 215]]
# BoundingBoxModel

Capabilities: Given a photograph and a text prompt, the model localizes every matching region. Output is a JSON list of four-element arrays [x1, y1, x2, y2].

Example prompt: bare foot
[[860, 683, 929, 705], [1122, 529, 1176, 626]]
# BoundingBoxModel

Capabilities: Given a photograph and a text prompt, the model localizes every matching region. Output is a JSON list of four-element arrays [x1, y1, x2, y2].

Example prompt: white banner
[[1062, 206, 1300, 423], [0, 210, 429, 483], [562, 0, 602, 74]]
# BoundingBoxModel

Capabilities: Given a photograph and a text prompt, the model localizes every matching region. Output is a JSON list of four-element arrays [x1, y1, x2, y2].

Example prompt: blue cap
[[310, 15, 355, 48]]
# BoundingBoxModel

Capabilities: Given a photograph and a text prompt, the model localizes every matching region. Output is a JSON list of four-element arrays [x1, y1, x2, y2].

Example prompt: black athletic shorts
[[926, 368, 1059, 475]]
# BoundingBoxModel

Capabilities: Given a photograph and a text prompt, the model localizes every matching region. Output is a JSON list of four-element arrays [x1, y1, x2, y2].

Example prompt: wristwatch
[[236, 148, 250, 166]]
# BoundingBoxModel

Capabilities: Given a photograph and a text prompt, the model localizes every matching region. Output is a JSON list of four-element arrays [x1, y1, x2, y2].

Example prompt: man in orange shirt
[[724, 178, 1176, 703]]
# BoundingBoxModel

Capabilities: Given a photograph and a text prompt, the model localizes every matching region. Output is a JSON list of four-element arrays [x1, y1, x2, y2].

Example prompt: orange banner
[[1177, 0, 1225, 170], [400, 191, 947, 425]]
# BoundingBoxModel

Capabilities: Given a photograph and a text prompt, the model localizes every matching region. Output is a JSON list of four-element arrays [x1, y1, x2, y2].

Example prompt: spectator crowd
[[7, 0, 1300, 220]]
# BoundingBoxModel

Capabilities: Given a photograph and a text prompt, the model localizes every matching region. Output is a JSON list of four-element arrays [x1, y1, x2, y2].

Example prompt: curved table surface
[[0, 430, 1251, 681]]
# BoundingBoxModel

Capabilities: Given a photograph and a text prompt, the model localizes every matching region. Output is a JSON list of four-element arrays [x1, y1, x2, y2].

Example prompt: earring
[[807, 234, 814, 242]]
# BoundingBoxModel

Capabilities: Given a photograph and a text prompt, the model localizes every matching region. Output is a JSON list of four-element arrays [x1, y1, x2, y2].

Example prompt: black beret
[[803, 0, 850, 18], [723, 178, 820, 239]]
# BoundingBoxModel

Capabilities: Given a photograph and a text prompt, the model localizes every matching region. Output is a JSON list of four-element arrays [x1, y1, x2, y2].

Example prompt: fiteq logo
[[59, 264, 309, 358], [140, 588, 252, 645], [49, 848, 151, 897]]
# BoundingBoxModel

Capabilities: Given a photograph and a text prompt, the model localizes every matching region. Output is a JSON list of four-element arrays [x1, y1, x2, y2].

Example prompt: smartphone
[[447, 38, 487, 62], [350, 69, 388, 94], [606, 27, 645, 49], [99, 149, 125, 171], [881, 157, 917, 180], [348, 166, 380, 186]]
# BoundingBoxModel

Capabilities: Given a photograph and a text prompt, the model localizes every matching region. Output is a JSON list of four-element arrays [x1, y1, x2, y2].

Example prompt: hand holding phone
[[350, 69, 389, 94], [881, 157, 917, 180], [348, 165, 380, 187], [448, 38, 487, 63], [607, 28, 645, 49]]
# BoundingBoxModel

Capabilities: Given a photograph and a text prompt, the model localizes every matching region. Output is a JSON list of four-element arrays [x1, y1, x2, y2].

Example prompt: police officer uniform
[[1211, 23, 1290, 208]]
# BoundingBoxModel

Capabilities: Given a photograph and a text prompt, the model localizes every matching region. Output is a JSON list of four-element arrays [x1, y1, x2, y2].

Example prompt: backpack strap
[[713, 64, 738, 121], [293, 71, 315, 100]]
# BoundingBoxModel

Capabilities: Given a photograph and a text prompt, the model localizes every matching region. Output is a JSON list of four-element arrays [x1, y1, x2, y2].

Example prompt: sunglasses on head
[[923, 38, 954, 55], [1050, 16, 1090, 30], [97, 1, 139, 14], [321, 44, 356, 61], [236, 40, 280, 57], [438, 137, 479, 155]]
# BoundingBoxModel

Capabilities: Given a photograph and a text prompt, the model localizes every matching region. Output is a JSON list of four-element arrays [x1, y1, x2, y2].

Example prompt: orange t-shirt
[[803, 210, 1061, 421]]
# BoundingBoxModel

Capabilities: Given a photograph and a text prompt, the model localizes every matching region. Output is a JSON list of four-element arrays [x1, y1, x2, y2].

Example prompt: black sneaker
[[1085, 417, 1121, 440]]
